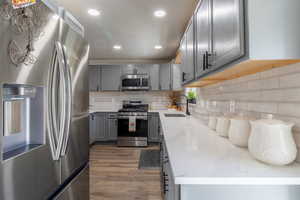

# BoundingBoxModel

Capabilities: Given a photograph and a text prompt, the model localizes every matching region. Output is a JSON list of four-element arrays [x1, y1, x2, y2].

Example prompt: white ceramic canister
[[228, 117, 252, 147], [248, 119, 297, 166], [208, 116, 218, 130], [216, 116, 231, 137]]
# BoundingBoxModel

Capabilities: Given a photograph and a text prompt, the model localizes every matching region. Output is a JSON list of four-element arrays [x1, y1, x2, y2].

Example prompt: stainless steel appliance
[[117, 101, 149, 147], [121, 74, 150, 91], [0, 1, 90, 199]]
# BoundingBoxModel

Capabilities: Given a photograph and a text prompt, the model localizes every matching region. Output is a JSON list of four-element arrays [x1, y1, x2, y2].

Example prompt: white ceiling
[[59, 0, 198, 62]]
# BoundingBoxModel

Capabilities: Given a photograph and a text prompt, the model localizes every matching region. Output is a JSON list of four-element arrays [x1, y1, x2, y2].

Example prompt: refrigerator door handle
[[47, 50, 59, 160], [47, 41, 67, 161], [61, 45, 72, 156], [54, 41, 68, 159]]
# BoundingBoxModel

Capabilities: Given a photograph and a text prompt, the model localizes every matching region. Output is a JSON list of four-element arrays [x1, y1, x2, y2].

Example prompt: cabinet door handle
[[203, 53, 206, 71], [205, 51, 213, 70], [182, 72, 186, 82]]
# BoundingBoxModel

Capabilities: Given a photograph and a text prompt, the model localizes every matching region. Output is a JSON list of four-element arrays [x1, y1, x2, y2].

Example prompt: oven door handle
[[117, 116, 148, 120]]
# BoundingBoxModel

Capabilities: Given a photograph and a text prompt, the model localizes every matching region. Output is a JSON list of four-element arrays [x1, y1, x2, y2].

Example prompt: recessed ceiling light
[[113, 45, 122, 50], [154, 10, 167, 18], [88, 9, 100, 16], [155, 45, 163, 50]]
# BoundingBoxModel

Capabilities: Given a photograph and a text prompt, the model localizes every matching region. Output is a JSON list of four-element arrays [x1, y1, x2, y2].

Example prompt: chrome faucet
[[181, 95, 191, 116]]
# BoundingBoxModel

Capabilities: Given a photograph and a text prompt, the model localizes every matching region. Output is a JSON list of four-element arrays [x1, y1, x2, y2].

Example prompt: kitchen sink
[[164, 114, 186, 118]]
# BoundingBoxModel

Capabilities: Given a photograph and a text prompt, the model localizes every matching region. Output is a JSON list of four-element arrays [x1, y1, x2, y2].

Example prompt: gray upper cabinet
[[148, 64, 160, 91], [89, 64, 180, 92], [89, 66, 101, 91], [159, 63, 171, 91], [195, 0, 212, 78], [180, 0, 246, 85], [101, 65, 122, 91], [211, 0, 245, 68], [122, 64, 140, 75], [171, 62, 182, 91], [184, 20, 195, 84], [180, 35, 188, 84]]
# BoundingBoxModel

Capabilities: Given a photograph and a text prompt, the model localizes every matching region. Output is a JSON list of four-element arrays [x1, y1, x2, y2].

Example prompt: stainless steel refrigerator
[[0, 0, 90, 199]]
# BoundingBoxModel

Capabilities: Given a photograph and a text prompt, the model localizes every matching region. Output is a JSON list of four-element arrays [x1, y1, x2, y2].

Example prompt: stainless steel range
[[117, 101, 149, 147]]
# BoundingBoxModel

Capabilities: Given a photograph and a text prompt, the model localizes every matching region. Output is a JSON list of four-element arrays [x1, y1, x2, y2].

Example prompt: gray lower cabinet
[[89, 115, 95, 144], [159, 63, 172, 91], [162, 138, 180, 200], [90, 113, 106, 141], [148, 113, 160, 142], [89, 66, 101, 92], [90, 112, 118, 142], [106, 113, 118, 141], [101, 65, 122, 91]]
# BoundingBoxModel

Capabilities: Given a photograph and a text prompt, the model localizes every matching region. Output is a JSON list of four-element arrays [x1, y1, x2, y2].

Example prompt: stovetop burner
[[118, 100, 149, 113], [118, 108, 148, 113]]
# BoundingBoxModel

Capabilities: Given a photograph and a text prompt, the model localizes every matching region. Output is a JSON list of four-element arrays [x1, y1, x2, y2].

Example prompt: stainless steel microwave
[[121, 74, 150, 91]]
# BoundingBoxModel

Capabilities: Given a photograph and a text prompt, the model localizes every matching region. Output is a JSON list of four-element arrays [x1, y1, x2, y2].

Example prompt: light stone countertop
[[156, 110, 300, 185]]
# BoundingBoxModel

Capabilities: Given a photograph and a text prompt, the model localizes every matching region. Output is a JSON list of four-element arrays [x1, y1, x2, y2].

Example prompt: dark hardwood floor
[[90, 145, 162, 200]]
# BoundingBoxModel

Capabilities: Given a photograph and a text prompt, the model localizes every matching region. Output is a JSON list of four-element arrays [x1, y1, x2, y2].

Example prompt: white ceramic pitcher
[[208, 116, 218, 130], [216, 116, 231, 137], [228, 117, 252, 147], [248, 119, 297, 166]]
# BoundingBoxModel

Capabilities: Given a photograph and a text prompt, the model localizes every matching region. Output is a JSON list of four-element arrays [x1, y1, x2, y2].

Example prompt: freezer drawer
[[55, 165, 89, 200]]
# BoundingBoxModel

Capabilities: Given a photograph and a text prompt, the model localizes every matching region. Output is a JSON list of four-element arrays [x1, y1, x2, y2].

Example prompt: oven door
[[117, 116, 148, 147]]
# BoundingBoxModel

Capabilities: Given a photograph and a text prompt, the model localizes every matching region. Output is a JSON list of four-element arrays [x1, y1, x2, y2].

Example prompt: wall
[[90, 91, 173, 112], [188, 62, 300, 162]]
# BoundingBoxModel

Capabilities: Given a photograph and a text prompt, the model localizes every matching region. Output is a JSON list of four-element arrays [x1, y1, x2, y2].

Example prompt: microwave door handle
[[53, 41, 67, 159], [61, 46, 72, 156]]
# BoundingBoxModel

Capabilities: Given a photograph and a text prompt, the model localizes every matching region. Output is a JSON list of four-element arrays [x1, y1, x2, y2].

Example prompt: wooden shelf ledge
[[186, 59, 300, 88]]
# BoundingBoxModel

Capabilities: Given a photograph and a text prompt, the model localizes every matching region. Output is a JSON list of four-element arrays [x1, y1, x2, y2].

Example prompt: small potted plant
[[187, 91, 197, 104]]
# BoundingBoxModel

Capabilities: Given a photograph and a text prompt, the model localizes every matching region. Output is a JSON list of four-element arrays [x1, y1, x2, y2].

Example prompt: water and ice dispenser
[[2, 84, 44, 161]]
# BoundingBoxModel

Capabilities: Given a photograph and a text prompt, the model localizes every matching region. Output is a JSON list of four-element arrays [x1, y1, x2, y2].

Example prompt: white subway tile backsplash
[[260, 90, 282, 102], [293, 133, 300, 148], [248, 102, 278, 114], [278, 103, 300, 117], [247, 79, 262, 91], [296, 149, 300, 163], [238, 91, 261, 101], [281, 88, 300, 102], [280, 73, 300, 88], [90, 91, 172, 112], [189, 63, 300, 163], [261, 77, 279, 90]]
